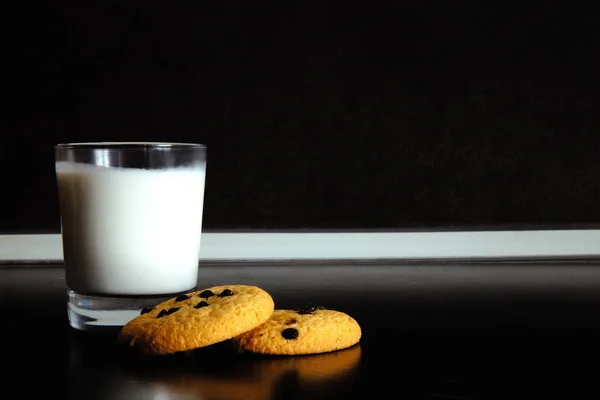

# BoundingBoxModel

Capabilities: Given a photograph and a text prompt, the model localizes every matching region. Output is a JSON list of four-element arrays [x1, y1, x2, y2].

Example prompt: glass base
[[67, 288, 196, 333]]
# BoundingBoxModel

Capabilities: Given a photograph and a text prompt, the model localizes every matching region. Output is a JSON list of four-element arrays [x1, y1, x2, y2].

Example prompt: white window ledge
[[2, 230, 600, 263]]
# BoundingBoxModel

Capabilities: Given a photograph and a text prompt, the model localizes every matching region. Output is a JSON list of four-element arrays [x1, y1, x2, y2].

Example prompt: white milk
[[56, 161, 206, 295]]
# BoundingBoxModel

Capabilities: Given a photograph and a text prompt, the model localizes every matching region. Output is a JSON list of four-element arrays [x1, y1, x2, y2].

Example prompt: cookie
[[119, 285, 275, 355], [233, 306, 361, 355]]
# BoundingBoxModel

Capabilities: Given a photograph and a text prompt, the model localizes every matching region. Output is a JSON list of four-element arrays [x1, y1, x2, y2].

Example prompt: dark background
[[2, 1, 600, 233]]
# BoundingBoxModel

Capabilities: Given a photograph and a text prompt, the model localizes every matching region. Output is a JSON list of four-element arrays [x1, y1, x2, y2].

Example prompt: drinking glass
[[55, 142, 207, 332]]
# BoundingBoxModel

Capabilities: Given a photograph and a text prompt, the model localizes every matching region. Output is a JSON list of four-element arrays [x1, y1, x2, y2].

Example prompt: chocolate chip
[[140, 306, 155, 315], [294, 305, 327, 315], [175, 294, 190, 301], [285, 319, 297, 325], [218, 289, 234, 297], [157, 307, 179, 318], [194, 301, 209, 309], [198, 290, 214, 299], [282, 328, 299, 340]]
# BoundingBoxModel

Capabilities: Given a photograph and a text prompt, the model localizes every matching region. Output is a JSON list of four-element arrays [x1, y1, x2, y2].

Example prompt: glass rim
[[55, 142, 206, 150]]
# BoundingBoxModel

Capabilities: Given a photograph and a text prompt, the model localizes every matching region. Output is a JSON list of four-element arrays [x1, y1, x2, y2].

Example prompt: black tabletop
[[4, 261, 600, 399]]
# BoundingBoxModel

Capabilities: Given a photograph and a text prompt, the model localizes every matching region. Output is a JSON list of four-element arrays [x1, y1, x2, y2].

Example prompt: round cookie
[[119, 285, 275, 356], [233, 306, 361, 355]]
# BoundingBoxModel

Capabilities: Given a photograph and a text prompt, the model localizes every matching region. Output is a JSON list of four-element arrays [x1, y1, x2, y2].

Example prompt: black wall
[[2, 1, 600, 233]]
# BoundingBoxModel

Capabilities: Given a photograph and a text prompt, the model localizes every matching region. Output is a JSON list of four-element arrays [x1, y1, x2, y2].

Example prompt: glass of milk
[[55, 142, 207, 332]]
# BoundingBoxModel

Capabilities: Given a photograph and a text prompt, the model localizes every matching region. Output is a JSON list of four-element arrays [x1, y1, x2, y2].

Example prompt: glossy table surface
[[4, 261, 600, 399]]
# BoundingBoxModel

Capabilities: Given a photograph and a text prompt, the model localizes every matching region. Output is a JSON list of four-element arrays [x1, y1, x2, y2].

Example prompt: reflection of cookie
[[132, 346, 361, 400], [254, 344, 362, 382], [162, 377, 272, 400], [119, 285, 275, 355], [234, 307, 361, 355]]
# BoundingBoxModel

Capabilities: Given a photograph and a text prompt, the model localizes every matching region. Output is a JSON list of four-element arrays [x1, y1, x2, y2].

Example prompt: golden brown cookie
[[119, 285, 275, 355], [233, 306, 361, 355]]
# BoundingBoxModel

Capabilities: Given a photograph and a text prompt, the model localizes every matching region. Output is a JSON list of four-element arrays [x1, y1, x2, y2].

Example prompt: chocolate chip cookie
[[119, 285, 275, 355], [233, 306, 361, 355]]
